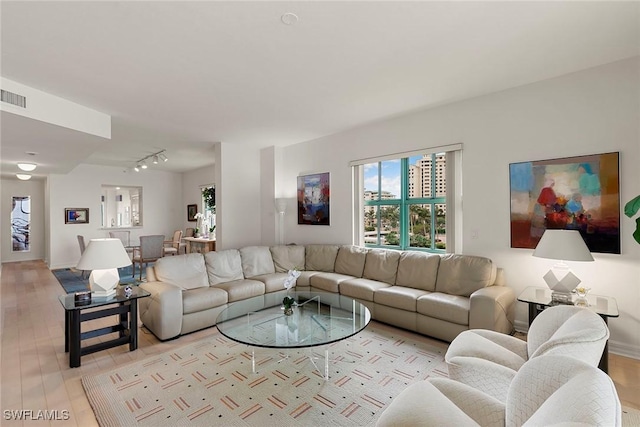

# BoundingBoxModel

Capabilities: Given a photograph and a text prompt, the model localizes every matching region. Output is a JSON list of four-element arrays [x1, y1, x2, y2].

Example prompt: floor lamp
[[275, 198, 287, 245]]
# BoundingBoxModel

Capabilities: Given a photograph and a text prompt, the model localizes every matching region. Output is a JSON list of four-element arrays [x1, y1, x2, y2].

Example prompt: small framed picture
[[187, 204, 198, 222], [65, 208, 89, 224]]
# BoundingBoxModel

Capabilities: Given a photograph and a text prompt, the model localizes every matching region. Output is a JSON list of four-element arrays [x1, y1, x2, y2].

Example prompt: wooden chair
[[132, 235, 165, 280], [163, 230, 183, 256], [185, 228, 195, 238]]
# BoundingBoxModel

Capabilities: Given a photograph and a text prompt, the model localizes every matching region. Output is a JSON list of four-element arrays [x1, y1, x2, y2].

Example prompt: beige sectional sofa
[[139, 244, 515, 342]]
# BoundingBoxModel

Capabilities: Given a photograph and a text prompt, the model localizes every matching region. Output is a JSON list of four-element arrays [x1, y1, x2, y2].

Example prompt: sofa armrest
[[139, 281, 183, 340], [469, 285, 515, 334]]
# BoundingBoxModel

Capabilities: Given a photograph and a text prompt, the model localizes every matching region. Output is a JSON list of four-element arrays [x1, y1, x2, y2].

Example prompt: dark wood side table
[[517, 286, 619, 373], [58, 287, 150, 368]]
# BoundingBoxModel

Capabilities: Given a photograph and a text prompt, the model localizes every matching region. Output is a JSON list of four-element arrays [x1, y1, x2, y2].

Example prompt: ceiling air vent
[[1, 89, 27, 108]]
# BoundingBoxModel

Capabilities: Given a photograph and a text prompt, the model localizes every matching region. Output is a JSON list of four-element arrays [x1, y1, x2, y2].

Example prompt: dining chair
[[132, 235, 165, 280], [76, 235, 89, 279], [163, 230, 183, 256], [185, 228, 195, 238], [109, 230, 134, 256]]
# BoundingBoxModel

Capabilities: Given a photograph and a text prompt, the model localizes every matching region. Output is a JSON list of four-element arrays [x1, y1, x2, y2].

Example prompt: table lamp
[[76, 238, 132, 299], [533, 229, 594, 303]]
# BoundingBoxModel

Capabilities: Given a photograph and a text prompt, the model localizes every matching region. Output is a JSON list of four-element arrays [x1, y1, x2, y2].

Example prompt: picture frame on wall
[[65, 208, 89, 224], [187, 204, 198, 222], [297, 172, 330, 225], [509, 151, 620, 254]]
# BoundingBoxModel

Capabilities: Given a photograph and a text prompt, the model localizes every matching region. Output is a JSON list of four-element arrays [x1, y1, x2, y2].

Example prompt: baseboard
[[514, 319, 640, 360], [608, 340, 640, 360]]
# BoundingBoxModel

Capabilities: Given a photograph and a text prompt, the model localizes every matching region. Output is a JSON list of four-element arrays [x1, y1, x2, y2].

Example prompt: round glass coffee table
[[216, 291, 371, 380]]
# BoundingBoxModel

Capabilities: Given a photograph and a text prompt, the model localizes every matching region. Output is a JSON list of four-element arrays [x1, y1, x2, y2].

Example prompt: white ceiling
[[1, 1, 638, 179]]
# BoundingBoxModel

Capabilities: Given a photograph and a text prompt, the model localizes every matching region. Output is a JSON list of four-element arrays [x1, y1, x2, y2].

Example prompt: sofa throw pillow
[[154, 253, 209, 290], [334, 245, 368, 278], [270, 245, 305, 273], [204, 249, 245, 285], [435, 254, 497, 297], [239, 246, 276, 278], [305, 244, 340, 272], [363, 249, 401, 285], [395, 251, 440, 291]]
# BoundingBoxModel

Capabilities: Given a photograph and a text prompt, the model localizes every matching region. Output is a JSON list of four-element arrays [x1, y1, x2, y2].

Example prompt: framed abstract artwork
[[509, 152, 620, 254], [65, 208, 89, 224], [12, 196, 30, 252], [297, 172, 330, 225]]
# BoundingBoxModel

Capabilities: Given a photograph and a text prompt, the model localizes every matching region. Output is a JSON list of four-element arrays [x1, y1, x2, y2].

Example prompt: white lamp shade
[[76, 238, 132, 270], [533, 229, 594, 262]]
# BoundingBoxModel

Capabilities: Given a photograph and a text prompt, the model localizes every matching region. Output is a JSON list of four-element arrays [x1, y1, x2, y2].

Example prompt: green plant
[[624, 195, 640, 244], [202, 187, 216, 213], [209, 225, 216, 233], [194, 227, 199, 235], [282, 296, 295, 309]]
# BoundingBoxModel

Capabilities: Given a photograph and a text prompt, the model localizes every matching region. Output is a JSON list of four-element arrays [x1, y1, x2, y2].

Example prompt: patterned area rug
[[52, 265, 148, 294], [82, 323, 448, 426]]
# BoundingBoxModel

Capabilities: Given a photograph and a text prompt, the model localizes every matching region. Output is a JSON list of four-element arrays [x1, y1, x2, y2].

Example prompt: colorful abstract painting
[[297, 172, 330, 225], [509, 152, 620, 254]]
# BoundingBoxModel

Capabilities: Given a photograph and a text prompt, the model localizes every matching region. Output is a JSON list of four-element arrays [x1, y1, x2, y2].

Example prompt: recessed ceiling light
[[16, 174, 32, 180], [281, 12, 298, 25], [17, 162, 37, 171]]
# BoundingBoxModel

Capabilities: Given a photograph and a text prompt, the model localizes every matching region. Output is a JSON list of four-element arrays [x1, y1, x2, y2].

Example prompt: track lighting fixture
[[133, 149, 167, 171]]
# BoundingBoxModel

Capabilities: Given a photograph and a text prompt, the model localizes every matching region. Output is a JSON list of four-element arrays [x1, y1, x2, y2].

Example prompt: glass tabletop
[[58, 286, 150, 311], [216, 291, 371, 349], [517, 286, 619, 318]]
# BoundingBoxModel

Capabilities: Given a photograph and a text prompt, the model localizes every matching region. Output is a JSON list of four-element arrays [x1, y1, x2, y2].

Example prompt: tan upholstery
[[132, 235, 165, 280], [309, 272, 356, 293], [154, 252, 209, 290], [270, 245, 305, 273], [395, 251, 440, 291], [163, 230, 183, 256], [305, 244, 340, 272], [435, 254, 497, 296], [334, 245, 368, 277], [340, 277, 392, 302], [251, 272, 290, 293], [417, 293, 470, 325], [363, 249, 401, 285], [204, 250, 244, 285], [182, 286, 228, 315], [375, 286, 430, 312], [211, 279, 265, 302], [239, 246, 276, 277]]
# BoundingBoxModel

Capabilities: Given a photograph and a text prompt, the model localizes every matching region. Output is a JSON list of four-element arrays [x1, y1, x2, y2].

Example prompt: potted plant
[[282, 296, 295, 316], [209, 225, 216, 240], [625, 195, 640, 244]]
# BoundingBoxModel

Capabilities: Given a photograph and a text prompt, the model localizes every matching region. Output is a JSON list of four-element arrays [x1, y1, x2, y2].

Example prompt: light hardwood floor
[[1, 260, 638, 426]]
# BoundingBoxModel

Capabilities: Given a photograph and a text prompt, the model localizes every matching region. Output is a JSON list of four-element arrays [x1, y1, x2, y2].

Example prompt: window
[[353, 144, 461, 253]]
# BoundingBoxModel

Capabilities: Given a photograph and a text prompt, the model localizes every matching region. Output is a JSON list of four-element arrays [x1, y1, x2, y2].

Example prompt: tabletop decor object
[[282, 268, 301, 315], [533, 229, 594, 303], [76, 238, 132, 299]]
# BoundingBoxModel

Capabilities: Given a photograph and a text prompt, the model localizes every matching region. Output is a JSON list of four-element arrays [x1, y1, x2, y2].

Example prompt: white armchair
[[376, 355, 621, 427], [445, 305, 609, 402]]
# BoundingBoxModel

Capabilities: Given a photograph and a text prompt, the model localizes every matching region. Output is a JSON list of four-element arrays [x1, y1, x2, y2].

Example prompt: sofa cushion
[[334, 245, 368, 277], [270, 245, 306, 273], [295, 271, 321, 287], [240, 246, 276, 278], [417, 292, 470, 326], [374, 286, 431, 312], [340, 277, 392, 302], [305, 245, 340, 272], [395, 251, 441, 291], [204, 249, 244, 285], [309, 272, 356, 293], [182, 286, 228, 315], [211, 279, 265, 303], [363, 249, 401, 285], [251, 272, 289, 293], [154, 253, 209, 290], [435, 254, 497, 297]]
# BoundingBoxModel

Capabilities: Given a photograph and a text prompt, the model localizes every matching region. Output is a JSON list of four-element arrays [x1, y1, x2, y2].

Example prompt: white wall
[[272, 57, 640, 358], [1, 178, 45, 262], [182, 164, 216, 232], [48, 164, 183, 269]]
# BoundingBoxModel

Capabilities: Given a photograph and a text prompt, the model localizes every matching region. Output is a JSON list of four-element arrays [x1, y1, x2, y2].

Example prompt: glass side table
[[517, 286, 618, 372], [58, 286, 150, 368]]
